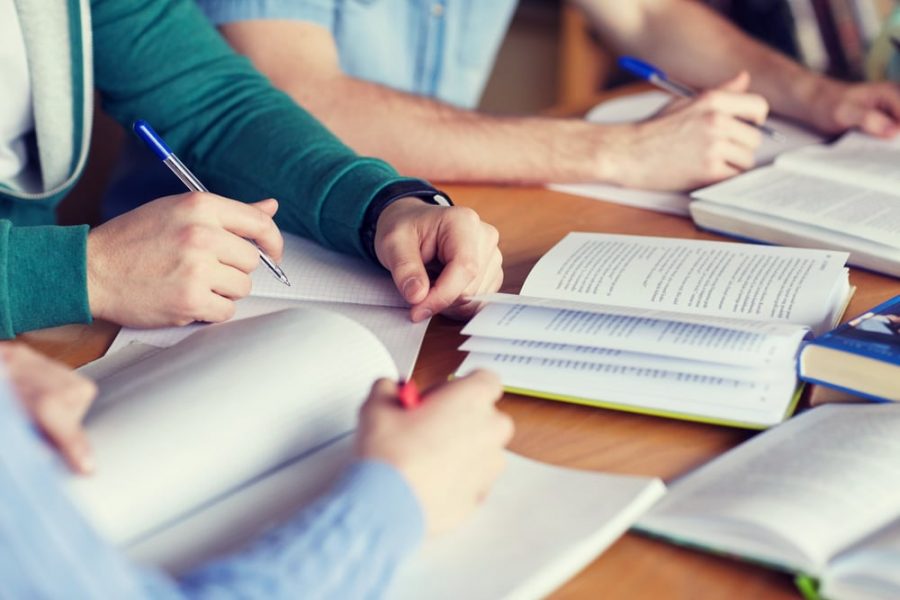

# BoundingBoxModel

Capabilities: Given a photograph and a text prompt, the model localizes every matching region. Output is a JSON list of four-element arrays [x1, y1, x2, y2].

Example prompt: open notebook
[[691, 131, 900, 277], [108, 232, 428, 377], [549, 91, 825, 215], [456, 232, 853, 428], [638, 403, 900, 600], [75, 309, 665, 600]]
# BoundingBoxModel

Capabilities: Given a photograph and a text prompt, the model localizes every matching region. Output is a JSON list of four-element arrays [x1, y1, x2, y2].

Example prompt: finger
[[211, 230, 260, 273], [211, 264, 253, 300], [715, 70, 751, 94], [426, 369, 503, 406], [377, 227, 431, 306], [33, 383, 96, 474], [250, 198, 279, 218], [721, 117, 763, 152], [859, 108, 898, 138], [193, 292, 236, 323], [213, 197, 284, 262], [718, 140, 756, 172], [439, 250, 503, 321], [702, 89, 769, 125], [360, 378, 402, 418]]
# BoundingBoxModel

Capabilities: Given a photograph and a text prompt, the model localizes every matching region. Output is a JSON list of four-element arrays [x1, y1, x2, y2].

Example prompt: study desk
[[21, 185, 900, 599]]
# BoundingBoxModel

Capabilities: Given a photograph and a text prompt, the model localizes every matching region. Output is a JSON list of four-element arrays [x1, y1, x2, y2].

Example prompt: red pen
[[397, 379, 421, 410]]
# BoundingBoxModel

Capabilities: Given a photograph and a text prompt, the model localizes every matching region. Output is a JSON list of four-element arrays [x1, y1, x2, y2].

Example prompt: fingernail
[[403, 278, 424, 300], [414, 308, 433, 322]]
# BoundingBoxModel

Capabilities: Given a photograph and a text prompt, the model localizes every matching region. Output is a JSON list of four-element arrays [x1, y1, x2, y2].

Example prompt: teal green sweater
[[0, 0, 412, 338]]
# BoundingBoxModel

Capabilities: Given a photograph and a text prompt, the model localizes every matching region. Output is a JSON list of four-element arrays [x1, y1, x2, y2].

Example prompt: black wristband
[[361, 181, 453, 261]]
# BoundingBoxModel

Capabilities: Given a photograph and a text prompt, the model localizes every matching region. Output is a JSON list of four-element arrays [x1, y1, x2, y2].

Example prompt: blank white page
[[127, 435, 664, 600], [520, 233, 849, 331], [251, 233, 404, 308], [69, 308, 397, 546], [107, 296, 428, 378]]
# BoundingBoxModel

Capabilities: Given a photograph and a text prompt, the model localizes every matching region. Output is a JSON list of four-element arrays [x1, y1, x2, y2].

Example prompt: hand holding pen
[[619, 56, 785, 142]]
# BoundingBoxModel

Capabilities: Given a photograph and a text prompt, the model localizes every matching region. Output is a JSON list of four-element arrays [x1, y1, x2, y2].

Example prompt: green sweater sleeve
[[0, 221, 92, 338], [90, 0, 413, 257]]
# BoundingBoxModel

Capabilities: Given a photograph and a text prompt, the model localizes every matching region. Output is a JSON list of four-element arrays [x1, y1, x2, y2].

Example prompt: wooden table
[[21, 185, 900, 599]]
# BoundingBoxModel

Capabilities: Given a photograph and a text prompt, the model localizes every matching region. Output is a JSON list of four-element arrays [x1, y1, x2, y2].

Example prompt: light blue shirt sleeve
[[0, 384, 424, 599], [196, 0, 335, 28]]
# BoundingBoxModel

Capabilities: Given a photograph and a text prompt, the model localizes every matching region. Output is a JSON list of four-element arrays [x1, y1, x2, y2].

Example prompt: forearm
[[91, 0, 412, 258], [179, 460, 423, 599], [576, 0, 824, 121], [219, 21, 619, 185], [277, 75, 615, 184]]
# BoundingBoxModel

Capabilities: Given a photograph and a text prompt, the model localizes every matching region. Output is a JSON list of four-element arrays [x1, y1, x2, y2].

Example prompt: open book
[[691, 131, 900, 277], [456, 233, 852, 428], [549, 91, 825, 215], [73, 308, 665, 600], [637, 403, 900, 600], [108, 232, 429, 377]]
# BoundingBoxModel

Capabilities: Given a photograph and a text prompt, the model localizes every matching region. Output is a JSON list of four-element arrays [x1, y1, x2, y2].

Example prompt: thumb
[[377, 229, 431, 306], [364, 378, 401, 412], [716, 70, 751, 93], [250, 198, 279, 217]]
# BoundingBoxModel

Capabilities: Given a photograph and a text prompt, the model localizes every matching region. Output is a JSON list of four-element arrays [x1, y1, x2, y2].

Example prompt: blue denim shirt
[[0, 380, 423, 599], [196, 0, 518, 108]]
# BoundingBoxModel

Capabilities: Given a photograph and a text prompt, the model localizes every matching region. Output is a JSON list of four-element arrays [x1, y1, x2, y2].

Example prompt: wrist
[[588, 123, 643, 188], [362, 181, 451, 262], [85, 231, 109, 322]]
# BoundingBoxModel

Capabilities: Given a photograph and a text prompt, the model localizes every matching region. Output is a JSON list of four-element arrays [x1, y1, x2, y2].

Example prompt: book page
[[251, 232, 405, 308], [128, 433, 665, 600], [778, 131, 900, 196], [456, 352, 798, 428], [520, 233, 849, 331], [825, 520, 900, 600], [459, 337, 793, 382], [638, 404, 900, 573], [107, 296, 428, 378], [693, 166, 900, 249], [548, 91, 824, 216], [68, 308, 397, 546], [462, 303, 806, 368]]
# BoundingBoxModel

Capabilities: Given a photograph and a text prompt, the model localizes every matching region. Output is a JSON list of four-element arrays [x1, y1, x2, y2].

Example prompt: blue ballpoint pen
[[132, 120, 291, 287], [618, 56, 785, 142]]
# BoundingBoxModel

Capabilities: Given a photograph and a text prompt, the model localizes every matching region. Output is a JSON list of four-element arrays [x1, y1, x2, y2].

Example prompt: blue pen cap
[[133, 120, 173, 160], [618, 56, 667, 81]]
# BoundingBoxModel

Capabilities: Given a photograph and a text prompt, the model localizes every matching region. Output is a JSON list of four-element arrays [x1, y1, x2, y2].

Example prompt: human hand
[[604, 71, 768, 191], [356, 371, 513, 535], [1, 343, 97, 474], [374, 198, 503, 322], [87, 194, 283, 328], [805, 78, 900, 138]]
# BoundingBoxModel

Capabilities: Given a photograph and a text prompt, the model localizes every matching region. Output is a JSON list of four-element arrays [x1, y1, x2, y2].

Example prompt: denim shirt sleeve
[[196, 0, 336, 27], [0, 382, 424, 599]]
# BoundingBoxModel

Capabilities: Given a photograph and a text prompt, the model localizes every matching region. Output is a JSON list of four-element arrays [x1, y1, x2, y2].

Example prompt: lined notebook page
[[107, 296, 428, 378], [251, 233, 404, 308]]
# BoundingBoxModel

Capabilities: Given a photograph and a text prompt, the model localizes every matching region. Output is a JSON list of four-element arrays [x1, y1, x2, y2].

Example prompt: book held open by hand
[[457, 233, 853, 428]]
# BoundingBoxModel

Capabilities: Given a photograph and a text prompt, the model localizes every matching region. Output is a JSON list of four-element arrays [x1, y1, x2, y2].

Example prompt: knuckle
[[178, 224, 212, 250], [450, 206, 481, 227], [179, 192, 209, 212], [484, 223, 500, 246]]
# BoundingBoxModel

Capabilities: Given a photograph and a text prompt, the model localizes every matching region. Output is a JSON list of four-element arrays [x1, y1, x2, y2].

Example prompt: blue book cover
[[806, 295, 900, 366]]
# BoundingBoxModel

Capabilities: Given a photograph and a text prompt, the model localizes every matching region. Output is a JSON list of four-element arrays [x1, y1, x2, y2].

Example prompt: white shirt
[[0, 0, 34, 184]]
